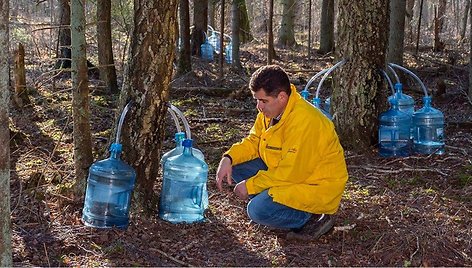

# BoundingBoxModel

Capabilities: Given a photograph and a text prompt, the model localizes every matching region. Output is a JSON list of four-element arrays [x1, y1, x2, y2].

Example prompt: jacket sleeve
[[225, 113, 265, 165], [245, 118, 324, 194]]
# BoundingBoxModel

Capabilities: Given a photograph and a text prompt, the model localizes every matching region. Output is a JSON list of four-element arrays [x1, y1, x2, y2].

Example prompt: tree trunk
[[231, 0, 242, 70], [239, 0, 252, 43], [387, 0, 406, 65], [55, 0, 71, 69], [208, 0, 217, 29], [191, 0, 208, 56], [177, 0, 191, 75], [319, 0, 334, 54], [71, 0, 93, 197], [405, 0, 415, 43], [0, 0, 11, 265], [219, 0, 225, 79], [469, 3, 472, 100], [334, 0, 389, 150], [277, 0, 297, 47], [14, 43, 30, 107], [307, 0, 312, 58], [461, 0, 470, 41], [97, 0, 118, 94], [433, 0, 446, 52], [268, 0, 276, 64], [117, 0, 178, 213]]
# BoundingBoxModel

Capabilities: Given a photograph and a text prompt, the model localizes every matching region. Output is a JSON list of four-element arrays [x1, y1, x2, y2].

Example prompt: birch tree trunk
[[117, 0, 178, 212], [277, 0, 297, 47], [71, 0, 93, 196], [334, 0, 389, 149], [0, 0, 11, 265]]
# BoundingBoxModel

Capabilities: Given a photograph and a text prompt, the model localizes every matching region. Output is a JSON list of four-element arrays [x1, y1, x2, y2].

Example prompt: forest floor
[[9, 43, 472, 267]]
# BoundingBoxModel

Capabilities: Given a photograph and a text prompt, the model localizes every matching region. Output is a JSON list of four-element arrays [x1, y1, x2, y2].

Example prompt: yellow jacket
[[225, 85, 348, 214]]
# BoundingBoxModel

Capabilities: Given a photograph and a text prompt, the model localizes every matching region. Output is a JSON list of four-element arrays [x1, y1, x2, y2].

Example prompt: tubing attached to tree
[[388, 63, 429, 97], [168, 103, 192, 139], [316, 59, 347, 98], [115, 101, 133, 144]]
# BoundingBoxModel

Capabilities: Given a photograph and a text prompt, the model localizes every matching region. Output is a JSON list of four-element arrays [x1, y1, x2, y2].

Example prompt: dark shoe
[[287, 214, 334, 241]]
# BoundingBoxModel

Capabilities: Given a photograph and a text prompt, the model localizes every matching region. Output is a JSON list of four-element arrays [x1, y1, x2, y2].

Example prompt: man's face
[[252, 89, 288, 119]]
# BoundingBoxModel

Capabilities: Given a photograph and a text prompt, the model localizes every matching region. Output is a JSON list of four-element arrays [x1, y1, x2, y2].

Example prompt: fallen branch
[[349, 165, 449, 176], [149, 247, 192, 267]]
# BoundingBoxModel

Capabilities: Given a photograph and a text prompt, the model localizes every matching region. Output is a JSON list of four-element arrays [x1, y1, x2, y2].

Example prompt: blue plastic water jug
[[412, 96, 445, 155], [300, 90, 309, 100], [161, 132, 205, 165], [387, 83, 415, 115], [225, 43, 232, 64], [201, 40, 214, 62], [82, 143, 136, 228], [324, 97, 331, 115], [225, 42, 233, 64], [159, 139, 209, 223], [312, 97, 332, 120], [208, 32, 220, 54], [378, 98, 411, 157]]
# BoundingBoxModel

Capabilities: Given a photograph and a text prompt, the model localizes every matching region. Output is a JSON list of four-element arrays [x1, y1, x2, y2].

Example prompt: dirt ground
[[9, 44, 472, 266]]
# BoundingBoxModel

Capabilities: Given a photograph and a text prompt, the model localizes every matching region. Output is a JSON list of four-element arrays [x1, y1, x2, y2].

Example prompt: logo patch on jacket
[[266, 145, 282, 151]]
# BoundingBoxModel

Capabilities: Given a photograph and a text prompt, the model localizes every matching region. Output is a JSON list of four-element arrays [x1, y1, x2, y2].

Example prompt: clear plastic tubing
[[167, 107, 182, 133], [387, 65, 400, 84], [316, 59, 347, 99], [388, 63, 429, 97], [115, 101, 132, 144], [381, 69, 395, 95], [303, 68, 329, 94], [169, 103, 191, 139]]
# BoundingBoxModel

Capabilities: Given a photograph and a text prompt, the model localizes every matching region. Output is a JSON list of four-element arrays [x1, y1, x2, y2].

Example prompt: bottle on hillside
[[201, 35, 214, 62], [82, 143, 136, 229], [412, 96, 445, 155], [388, 83, 415, 139], [312, 97, 332, 120], [159, 139, 209, 223], [378, 98, 411, 157], [225, 42, 233, 64]]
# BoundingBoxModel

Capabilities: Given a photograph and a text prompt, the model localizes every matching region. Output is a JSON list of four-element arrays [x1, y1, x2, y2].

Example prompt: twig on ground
[[149, 247, 191, 267], [409, 235, 420, 264], [43, 242, 50, 267], [349, 165, 449, 176]]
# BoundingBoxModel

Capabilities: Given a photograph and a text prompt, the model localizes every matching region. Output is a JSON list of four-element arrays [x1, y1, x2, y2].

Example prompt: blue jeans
[[232, 158, 312, 230]]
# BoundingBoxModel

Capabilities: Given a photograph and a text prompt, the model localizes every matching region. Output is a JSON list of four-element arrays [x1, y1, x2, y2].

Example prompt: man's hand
[[216, 157, 233, 191], [233, 180, 248, 200]]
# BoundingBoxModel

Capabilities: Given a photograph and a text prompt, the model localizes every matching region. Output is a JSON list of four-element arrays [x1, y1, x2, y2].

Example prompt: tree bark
[[14, 43, 30, 107], [177, 0, 191, 75], [219, 0, 225, 79], [334, 0, 389, 150], [97, 0, 119, 94], [469, 3, 472, 101], [277, 0, 297, 47], [387, 0, 406, 65], [267, 0, 275, 64], [55, 0, 71, 69], [0, 0, 11, 265], [208, 0, 217, 29], [319, 0, 334, 54], [405, 0, 415, 43], [239, 0, 252, 43], [117, 0, 178, 213], [307, 0, 312, 58], [461, 0, 471, 41], [191, 0, 208, 56], [71, 0, 93, 196], [231, 0, 242, 70], [433, 0, 446, 52]]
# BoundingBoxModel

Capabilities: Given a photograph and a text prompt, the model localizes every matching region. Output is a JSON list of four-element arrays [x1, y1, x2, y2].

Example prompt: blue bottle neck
[[183, 146, 193, 156]]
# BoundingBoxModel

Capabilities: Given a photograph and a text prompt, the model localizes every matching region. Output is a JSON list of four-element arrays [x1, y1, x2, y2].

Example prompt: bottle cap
[[182, 139, 193, 147], [110, 143, 122, 154], [175, 132, 186, 142]]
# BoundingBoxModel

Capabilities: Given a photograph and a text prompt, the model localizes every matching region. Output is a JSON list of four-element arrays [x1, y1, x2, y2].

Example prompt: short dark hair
[[249, 65, 291, 97]]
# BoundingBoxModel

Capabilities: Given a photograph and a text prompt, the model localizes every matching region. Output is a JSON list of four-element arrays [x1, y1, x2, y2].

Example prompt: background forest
[[0, 0, 471, 266]]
